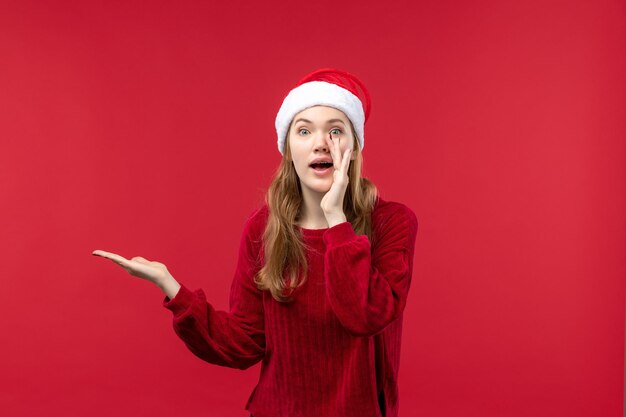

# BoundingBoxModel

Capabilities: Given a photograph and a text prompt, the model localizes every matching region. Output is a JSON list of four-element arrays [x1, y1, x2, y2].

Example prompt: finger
[[92, 249, 117, 259], [132, 256, 151, 264], [93, 250, 131, 267], [341, 149, 352, 173], [327, 134, 341, 170]]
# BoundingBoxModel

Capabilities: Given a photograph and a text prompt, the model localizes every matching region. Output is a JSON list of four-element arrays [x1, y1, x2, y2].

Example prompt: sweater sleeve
[[322, 205, 418, 337], [162, 214, 265, 370]]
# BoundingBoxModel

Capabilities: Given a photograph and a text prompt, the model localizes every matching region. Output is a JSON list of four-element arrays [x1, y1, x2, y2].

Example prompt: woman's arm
[[162, 214, 266, 370], [92, 210, 266, 370], [322, 204, 418, 337]]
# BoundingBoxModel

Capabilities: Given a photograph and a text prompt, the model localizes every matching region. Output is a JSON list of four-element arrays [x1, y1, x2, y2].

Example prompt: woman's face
[[288, 105, 356, 195]]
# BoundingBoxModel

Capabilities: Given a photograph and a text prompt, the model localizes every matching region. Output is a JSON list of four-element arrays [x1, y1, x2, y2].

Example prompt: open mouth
[[310, 162, 333, 175], [310, 162, 333, 170]]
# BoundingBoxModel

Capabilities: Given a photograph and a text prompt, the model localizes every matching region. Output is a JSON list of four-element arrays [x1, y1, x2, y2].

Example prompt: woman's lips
[[311, 165, 332, 175]]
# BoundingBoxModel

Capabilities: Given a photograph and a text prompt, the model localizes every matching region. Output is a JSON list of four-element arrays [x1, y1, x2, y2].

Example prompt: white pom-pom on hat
[[275, 68, 371, 155]]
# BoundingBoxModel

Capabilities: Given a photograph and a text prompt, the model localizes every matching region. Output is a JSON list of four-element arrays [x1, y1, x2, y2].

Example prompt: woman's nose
[[313, 132, 330, 151]]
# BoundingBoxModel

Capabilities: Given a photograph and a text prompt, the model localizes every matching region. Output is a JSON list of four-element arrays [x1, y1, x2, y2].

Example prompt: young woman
[[93, 68, 418, 417]]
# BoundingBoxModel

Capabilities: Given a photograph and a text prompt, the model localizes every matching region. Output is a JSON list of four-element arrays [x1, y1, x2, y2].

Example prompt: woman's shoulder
[[247, 202, 270, 222], [372, 196, 418, 226], [241, 202, 270, 238]]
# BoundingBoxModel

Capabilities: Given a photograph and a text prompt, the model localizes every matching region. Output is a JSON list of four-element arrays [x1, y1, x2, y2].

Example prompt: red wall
[[0, 1, 624, 416]]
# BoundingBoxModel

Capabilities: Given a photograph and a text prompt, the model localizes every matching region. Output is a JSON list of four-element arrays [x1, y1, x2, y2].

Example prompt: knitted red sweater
[[162, 197, 418, 417]]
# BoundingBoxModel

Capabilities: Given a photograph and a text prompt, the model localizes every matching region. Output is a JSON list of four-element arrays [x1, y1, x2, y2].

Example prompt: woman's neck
[[297, 188, 329, 229]]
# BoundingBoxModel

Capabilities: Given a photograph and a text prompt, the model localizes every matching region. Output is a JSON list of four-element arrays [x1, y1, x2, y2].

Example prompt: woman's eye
[[298, 128, 309, 135], [330, 128, 342, 135]]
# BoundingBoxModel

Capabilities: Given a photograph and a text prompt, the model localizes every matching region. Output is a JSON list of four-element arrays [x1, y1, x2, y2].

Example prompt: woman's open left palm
[[92, 250, 171, 286]]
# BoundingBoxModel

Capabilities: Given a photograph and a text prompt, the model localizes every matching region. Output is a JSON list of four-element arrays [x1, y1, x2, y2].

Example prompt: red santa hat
[[275, 68, 371, 155]]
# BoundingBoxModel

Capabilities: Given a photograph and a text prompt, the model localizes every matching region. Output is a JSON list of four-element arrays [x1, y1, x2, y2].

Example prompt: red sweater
[[162, 197, 418, 417]]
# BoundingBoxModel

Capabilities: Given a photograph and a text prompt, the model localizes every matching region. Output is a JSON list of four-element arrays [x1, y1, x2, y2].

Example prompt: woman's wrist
[[324, 211, 347, 228], [157, 273, 181, 300]]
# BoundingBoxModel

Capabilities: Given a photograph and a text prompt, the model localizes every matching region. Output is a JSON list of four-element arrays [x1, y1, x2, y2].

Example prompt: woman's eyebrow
[[294, 118, 346, 126]]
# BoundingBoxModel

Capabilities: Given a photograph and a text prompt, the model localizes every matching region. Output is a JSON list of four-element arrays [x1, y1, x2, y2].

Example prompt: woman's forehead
[[293, 105, 349, 123]]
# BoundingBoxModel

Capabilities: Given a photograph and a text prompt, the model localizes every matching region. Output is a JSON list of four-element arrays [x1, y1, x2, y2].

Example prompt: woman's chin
[[303, 180, 331, 194]]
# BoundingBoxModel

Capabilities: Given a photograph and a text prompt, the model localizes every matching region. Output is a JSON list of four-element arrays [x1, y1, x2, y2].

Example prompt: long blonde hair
[[254, 122, 379, 302]]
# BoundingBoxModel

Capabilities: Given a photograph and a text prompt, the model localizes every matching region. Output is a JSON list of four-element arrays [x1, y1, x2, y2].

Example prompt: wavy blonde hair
[[254, 120, 379, 302]]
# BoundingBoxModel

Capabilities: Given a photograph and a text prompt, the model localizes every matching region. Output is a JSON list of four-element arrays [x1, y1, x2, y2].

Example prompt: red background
[[0, 1, 624, 416]]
